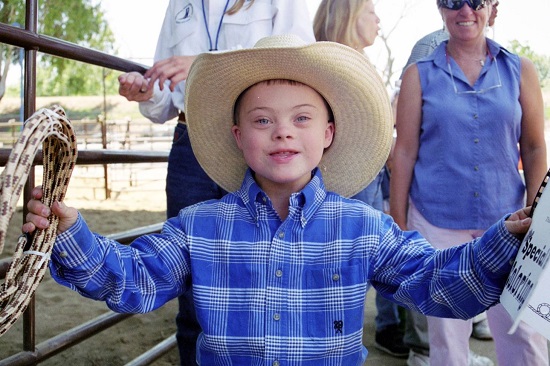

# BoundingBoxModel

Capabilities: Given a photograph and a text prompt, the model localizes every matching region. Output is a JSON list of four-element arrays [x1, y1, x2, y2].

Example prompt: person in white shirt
[[115, 1, 315, 364]]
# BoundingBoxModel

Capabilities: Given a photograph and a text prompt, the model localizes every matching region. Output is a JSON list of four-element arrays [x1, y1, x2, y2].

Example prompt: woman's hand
[[143, 55, 197, 92], [118, 72, 153, 102]]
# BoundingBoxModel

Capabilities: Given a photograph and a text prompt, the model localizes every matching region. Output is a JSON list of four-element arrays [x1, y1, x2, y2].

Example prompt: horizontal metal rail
[[0, 312, 133, 366], [124, 334, 177, 366], [0, 149, 169, 166], [0, 23, 148, 74], [0, 223, 168, 365], [0, 222, 164, 279]]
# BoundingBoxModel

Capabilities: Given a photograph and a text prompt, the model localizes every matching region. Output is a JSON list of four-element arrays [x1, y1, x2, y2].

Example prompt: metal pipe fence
[[0, 0, 179, 364]]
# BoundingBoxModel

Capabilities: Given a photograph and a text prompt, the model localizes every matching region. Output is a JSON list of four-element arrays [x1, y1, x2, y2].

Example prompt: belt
[[178, 112, 186, 124]]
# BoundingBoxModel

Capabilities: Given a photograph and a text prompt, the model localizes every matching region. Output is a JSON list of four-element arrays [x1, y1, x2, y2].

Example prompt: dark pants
[[167, 123, 226, 365]]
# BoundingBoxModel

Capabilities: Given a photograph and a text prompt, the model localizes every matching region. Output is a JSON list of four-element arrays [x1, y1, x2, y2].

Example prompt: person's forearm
[[138, 86, 179, 124], [522, 148, 548, 205], [389, 152, 415, 230]]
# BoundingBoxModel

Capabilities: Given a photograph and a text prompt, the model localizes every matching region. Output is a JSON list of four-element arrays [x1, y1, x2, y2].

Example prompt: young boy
[[24, 35, 532, 365]]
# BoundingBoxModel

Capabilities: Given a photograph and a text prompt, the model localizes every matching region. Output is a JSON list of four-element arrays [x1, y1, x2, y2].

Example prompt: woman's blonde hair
[[226, 0, 255, 15], [313, 0, 370, 48]]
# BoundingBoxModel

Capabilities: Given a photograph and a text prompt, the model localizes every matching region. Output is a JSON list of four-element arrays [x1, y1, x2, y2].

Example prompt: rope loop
[[0, 105, 77, 337]]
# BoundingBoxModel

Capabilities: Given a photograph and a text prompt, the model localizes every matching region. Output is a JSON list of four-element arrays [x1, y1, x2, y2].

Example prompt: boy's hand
[[22, 186, 78, 234], [504, 207, 532, 236]]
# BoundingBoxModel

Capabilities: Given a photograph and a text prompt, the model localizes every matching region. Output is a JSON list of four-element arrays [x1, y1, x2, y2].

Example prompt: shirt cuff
[[475, 216, 522, 278], [50, 213, 100, 269]]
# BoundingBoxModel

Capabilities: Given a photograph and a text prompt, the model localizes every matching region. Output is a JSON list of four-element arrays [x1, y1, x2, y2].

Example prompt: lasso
[[0, 106, 77, 336]]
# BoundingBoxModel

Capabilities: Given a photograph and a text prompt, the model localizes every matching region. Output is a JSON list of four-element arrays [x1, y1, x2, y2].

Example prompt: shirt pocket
[[219, 2, 276, 47], [305, 264, 365, 338]]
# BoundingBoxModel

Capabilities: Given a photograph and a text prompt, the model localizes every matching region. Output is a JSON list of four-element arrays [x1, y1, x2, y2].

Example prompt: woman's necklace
[[446, 45, 488, 67]]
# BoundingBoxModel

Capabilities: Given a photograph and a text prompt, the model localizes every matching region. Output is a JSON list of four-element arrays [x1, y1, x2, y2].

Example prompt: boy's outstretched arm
[[504, 207, 532, 237], [22, 186, 78, 234]]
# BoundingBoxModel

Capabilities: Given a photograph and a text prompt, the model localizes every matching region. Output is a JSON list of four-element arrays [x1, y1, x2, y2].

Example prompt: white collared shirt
[[139, 0, 315, 124]]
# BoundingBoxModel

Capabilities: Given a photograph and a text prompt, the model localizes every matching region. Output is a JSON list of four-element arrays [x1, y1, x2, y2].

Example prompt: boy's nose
[[273, 121, 294, 139]]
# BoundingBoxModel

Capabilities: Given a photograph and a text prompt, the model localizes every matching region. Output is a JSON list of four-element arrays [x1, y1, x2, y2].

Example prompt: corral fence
[[0, 117, 175, 199], [0, 1, 179, 364]]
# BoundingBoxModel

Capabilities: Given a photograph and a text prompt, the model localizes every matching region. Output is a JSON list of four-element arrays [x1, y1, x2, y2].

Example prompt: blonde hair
[[226, 0, 255, 15], [313, 0, 371, 48]]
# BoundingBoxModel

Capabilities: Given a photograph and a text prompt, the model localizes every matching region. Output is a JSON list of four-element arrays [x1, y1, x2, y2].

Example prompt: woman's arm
[[390, 65, 423, 230], [518, 56, 548, 205]]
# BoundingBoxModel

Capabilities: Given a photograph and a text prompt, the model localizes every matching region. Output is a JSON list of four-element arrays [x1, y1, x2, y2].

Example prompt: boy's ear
[[324, 122, 335, 149], [231, 125, 243, 150]]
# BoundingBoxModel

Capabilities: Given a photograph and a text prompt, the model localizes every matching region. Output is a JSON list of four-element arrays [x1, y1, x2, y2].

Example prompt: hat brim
[[185, 37, 393, 197]]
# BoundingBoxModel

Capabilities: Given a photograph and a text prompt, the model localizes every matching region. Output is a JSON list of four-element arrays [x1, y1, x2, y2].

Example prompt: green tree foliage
[[0, 0, 24, 100], [0, 0, 117, 99], [508, 40, 550, 88]]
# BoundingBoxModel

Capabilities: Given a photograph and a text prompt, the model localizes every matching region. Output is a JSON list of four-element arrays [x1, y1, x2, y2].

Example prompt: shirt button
[[273, 313, 280, 321], [262, 196, 267, 203], [273, 361, 280, 366], [474, 192, 480, 198], [474, 166, 479, 171], [474, 138, 479, 143], [332, 273, 340, 281], [59, 251, 68, 258], [275, 269, 283, 278], [473, 114, 478, 119], [278, 232, 284, 239]]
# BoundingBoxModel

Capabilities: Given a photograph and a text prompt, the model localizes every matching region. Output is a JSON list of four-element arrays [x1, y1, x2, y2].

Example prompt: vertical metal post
[[22, 0, 38, 360], [100, 115, 111, 199], [19, 46, 24, 123]]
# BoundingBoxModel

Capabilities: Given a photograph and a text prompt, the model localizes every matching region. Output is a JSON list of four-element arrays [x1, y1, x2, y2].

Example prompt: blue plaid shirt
[[50, 169, 519, 365]]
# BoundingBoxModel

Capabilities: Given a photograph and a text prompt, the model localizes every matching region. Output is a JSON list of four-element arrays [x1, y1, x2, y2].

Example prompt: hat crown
[[186, 34, 393, 197], [253, 34, 307, 49]]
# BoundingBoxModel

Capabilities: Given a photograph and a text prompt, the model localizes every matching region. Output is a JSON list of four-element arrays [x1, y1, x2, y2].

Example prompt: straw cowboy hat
[[185, 34, 393, 197]]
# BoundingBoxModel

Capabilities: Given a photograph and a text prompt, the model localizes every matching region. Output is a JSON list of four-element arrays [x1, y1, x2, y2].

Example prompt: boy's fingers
[[25, 212, 50, 230], [506, 217, 532, 236], [51, 201, 79, 233], [27, 199, 50, 217], [21, 222, 36, 234], [31, 185, 43, 200], [52, 201, 75, 218]]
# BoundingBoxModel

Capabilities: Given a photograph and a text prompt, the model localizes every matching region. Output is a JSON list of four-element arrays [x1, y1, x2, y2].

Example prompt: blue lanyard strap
[[202, 0, 231, 51]]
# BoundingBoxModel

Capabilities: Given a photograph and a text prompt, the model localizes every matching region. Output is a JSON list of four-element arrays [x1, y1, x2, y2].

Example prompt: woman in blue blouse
[[391, 0, 548, 365]]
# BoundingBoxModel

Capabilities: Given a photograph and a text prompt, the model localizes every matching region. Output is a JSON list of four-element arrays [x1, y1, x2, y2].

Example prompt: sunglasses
[[438, 0, 488, 11]]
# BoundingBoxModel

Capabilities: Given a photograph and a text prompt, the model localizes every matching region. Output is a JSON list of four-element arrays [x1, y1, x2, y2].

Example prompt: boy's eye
[[256, 118, 270, 125], [296, 115, 310, 123]]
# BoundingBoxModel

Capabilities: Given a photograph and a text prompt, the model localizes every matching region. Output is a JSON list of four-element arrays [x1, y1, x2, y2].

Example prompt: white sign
[[500, 172, 550, 339]]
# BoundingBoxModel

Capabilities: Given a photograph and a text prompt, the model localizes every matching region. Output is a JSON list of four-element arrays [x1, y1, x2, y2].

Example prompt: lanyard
[[202, 0, 231, 51]]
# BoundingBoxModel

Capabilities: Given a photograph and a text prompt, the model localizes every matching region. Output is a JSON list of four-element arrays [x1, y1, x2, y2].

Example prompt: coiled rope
[[0, 105, 77, 336]]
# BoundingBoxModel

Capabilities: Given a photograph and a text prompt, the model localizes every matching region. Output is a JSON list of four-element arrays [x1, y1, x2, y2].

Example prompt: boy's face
[[232, 81, 334, 193]]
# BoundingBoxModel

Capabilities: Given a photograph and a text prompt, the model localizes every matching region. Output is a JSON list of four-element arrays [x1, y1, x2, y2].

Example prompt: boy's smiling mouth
[[269, 150, 299, 162], [270, 150, 298, 157]]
